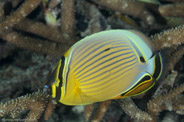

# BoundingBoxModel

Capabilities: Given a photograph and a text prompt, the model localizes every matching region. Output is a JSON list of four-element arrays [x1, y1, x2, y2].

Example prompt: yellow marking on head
[[55, 59, 62, 87], [123, 76, 155, 97], [112, 74, 155, 99], [52, 84, 56, 98]]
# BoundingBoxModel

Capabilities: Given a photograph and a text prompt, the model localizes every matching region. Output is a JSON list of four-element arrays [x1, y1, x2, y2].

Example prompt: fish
[[45, 30, 163, 105]]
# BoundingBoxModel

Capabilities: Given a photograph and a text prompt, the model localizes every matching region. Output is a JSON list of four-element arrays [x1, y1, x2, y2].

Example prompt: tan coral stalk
[[118, 98, 152, 121], [3, 32, 70, 56], [0, 91, 50, 121], [151, 25, 184, 50], [0, 0, 42, 32], [159, 3, 184, 17], [92, 0, 155, 25], [44, 98, 56, 120], [84, 103, 95, 121], [61, 0, 75, 41], [49, 0, 61, 9], [15, 19, 64, 43], [91, 100, 111, 122]]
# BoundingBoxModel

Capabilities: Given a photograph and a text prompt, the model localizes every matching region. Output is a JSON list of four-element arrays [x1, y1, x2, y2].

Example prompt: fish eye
[[140, 56, 146, 62]]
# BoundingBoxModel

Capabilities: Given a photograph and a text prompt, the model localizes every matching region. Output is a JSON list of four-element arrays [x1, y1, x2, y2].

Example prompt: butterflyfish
[[44, 30, 163, 105]]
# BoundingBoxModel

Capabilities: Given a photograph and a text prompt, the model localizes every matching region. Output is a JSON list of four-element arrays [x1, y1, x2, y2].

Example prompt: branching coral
[[0, 0, 75, 56], [86, 100, 112, 122], [151, 25, 184, 50], [118, 98, 152, 121], [91, 0, 157, 25], [159, 3, 184, 17], [0, 91, 50, 121], [0, 0, 184, 122], [0, 0, 42, 31], [147, 71, 184, 122]]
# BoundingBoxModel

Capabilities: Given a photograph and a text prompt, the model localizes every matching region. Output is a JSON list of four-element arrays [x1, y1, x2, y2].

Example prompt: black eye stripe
[[121, 74, 152, 96]]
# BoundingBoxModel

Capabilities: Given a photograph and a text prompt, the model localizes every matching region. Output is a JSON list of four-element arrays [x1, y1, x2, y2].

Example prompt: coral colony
[[0, 0, 184, 122]]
